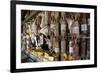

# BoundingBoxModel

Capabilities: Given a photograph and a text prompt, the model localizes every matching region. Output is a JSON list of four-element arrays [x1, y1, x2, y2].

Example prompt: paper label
[[81, 24, 87, 31], [72, 26, 79, 34], [54, 48, 59, 53], [61, 23, 66, 31], [69, 47, 73, 54]]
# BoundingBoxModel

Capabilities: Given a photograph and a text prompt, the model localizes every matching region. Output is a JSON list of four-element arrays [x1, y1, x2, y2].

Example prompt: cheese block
[[68, 55, 73, 60], [44, 52, 49, 58]]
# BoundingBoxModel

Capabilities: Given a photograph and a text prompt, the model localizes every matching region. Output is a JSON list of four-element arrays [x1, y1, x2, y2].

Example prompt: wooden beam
[[22, 11, 41, 23]]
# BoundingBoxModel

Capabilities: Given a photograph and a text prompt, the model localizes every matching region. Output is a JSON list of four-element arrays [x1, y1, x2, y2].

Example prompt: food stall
[[21, 10, 90, 62]]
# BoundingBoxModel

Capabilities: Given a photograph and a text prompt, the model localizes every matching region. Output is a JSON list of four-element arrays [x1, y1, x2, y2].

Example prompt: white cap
[[39, 26, 48, 36]]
